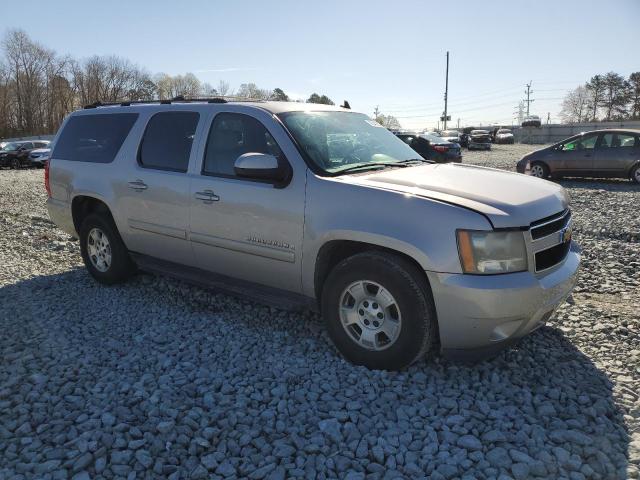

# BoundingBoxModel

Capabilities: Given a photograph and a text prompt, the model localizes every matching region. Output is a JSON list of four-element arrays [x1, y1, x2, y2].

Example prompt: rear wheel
[[321, 251, 437, 370], [631, 165, 640, 184], [79, 213, 135, 285], [530, 161, 549, 179]]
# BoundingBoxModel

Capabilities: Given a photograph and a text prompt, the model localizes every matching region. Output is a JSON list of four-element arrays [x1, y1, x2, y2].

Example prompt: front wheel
[[10, 158, 20, 169], [79, 213, 135, 285], [322, 251, 438, 370], [631, 165, 640, 184], [530, 161, 549, 179]]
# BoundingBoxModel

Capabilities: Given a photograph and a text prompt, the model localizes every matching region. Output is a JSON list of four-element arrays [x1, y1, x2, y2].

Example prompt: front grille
[[530, 209, 571, 240], [471, 136, 490, 143], [535, 241, 570, 271], [530, 209, 572, 272]]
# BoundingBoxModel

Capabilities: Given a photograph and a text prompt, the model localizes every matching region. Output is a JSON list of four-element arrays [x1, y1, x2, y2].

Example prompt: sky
[[1, 0, 639, 130]]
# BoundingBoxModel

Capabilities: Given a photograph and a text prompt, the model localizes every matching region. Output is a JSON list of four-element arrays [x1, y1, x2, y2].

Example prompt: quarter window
[[203, 113, 283, 177], [52, 113, 138, 163], [139, 112, 199, 172]]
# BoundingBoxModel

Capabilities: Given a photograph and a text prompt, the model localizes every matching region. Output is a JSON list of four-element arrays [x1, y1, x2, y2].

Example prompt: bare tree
[[559, 86, 592, 124], [155, 72, 201, 99], [629, 72, 640, 120], [375, 113, 401, 130], [217, 80, 232, 97], [237, 83, 271, 100]]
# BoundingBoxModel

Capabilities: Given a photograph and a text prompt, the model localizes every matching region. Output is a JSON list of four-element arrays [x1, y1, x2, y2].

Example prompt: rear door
[[118, 110, 201, 266], [188, 109, 306, 293], [555, 132, 599, 175], [593, 132, 639, 177]]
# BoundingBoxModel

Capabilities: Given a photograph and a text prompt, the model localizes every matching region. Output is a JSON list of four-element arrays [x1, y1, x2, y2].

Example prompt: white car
[[522, 116, 541, 127], [29, 148, 51, 167], [495, 129, 515, 144]]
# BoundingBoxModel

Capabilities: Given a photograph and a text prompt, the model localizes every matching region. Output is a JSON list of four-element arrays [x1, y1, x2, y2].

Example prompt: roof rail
[[83, 97, 230, 109]]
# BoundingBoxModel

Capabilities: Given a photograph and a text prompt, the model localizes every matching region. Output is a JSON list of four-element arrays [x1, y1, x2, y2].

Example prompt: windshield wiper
[[334, 162, 409, 175], [396, 158, 433, 164]]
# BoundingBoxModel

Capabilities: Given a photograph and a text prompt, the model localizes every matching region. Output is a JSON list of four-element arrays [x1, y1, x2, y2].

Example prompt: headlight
[[457, 230, 527, 274]]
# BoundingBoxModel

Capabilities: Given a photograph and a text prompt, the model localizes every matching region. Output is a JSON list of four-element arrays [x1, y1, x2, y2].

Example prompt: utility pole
[[524, 81, 534, 116], [546, 112, 550, 124], [443, 51, 450, 130], [457, 118, 460, 129], [514, 101, 525, 125]]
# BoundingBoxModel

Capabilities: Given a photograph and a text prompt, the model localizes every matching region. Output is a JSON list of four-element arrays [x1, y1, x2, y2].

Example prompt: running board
[[130, 253, 317, 312]]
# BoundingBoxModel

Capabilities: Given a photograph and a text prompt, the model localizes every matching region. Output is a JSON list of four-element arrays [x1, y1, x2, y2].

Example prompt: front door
[[118, 111, 200, 266], [189, 111, 306, 293], [556, 132, 599, 175], [593, 132, 640, 177]]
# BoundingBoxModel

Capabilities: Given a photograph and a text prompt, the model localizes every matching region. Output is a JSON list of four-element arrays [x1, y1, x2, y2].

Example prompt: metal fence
[[514, 120, 640, 144]]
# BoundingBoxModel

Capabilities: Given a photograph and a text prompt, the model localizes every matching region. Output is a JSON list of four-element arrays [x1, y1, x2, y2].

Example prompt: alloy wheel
[[531, 164, 545, 178], [87, 228, 112, 272], [339, 280, 402, 351]]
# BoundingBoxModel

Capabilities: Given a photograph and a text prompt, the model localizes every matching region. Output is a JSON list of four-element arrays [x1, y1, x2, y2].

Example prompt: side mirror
[[234, 152, 291, 186]]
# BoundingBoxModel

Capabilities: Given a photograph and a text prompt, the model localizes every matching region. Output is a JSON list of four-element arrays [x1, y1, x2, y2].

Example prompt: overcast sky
[[1, 0, 639, 130]]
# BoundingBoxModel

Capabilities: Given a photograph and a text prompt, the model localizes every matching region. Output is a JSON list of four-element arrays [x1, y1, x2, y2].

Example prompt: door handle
[[128, 180, 148, 191], [194, 190, 220, 202]]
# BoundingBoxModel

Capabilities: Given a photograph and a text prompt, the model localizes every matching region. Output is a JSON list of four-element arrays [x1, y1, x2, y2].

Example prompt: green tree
[[307, 93, 334, 105], [585, 74, 606, 121], [628, 72, 640, 120], [600, 72, 629, 120], [270, 87, 289, 101]]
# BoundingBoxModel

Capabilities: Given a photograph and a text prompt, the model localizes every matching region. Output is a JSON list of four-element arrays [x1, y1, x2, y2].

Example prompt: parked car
[[517, 129, 640, 182], [522, 115, 542, 127], [440, 129, 461, 144], [467, 130, 492, 150], [0, 140, 50, 168], [28, 148, 51, 168], [395, 132, 462, 163], [495, 128, 515, 144], [46, 100, 579, 370]]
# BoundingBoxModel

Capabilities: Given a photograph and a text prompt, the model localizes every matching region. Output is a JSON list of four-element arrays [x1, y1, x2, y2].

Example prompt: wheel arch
[[71, 195, 116, 234], [313, 239, 432, 305]]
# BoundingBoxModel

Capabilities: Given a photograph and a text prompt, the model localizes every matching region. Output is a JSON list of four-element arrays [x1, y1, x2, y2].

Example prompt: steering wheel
[[339, 144, 371, 165]]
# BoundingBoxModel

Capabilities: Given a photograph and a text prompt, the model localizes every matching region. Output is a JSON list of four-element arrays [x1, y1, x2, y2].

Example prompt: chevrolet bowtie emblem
[[561, 226, 572, 243]]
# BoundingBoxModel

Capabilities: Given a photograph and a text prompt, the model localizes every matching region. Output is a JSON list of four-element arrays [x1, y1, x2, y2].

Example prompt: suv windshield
[[498, 129, 511, 134], [279, 111, 422, 174]]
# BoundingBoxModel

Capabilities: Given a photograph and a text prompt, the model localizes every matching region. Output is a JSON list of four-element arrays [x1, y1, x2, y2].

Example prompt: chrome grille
[[529, 209, 572, 272]]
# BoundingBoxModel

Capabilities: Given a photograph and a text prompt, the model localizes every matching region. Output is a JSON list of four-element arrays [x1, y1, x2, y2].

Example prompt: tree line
[[560, 71, 640, 124], [0, 30, 335, 138]]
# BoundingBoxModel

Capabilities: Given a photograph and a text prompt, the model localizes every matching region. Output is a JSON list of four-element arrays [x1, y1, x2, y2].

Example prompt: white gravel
[[0, 150, 639, 479]]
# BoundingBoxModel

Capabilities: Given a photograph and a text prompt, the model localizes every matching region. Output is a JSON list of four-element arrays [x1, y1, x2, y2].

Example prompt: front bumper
[[426, 243, 580, 362], [469, 143, 491, 150]]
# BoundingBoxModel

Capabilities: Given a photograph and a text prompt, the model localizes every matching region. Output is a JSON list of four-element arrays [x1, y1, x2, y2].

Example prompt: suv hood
[[343, 163, 568, 228]]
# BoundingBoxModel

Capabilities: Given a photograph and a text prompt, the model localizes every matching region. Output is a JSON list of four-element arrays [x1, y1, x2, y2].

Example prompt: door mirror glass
[[234, 152, 289, 184]]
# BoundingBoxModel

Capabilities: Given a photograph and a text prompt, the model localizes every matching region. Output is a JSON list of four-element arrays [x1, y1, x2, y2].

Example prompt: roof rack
[[83, 96, 230, 109]]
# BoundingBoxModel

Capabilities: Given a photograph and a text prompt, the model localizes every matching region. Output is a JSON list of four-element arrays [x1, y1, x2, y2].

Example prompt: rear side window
[[53, 113, 138, 163], [139, 112, 199, 172]]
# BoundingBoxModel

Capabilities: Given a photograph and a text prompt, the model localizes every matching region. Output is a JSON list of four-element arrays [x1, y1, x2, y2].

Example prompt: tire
[[321, 251, 438, 370], [530, 161, 549, 179], [631, 164, 640, 184], [79, 213, 135, 285], [10, 158, 20, 169]]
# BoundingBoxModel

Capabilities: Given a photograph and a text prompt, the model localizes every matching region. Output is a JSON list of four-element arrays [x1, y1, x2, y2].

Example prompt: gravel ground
[[0, 146, 639, 480]]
